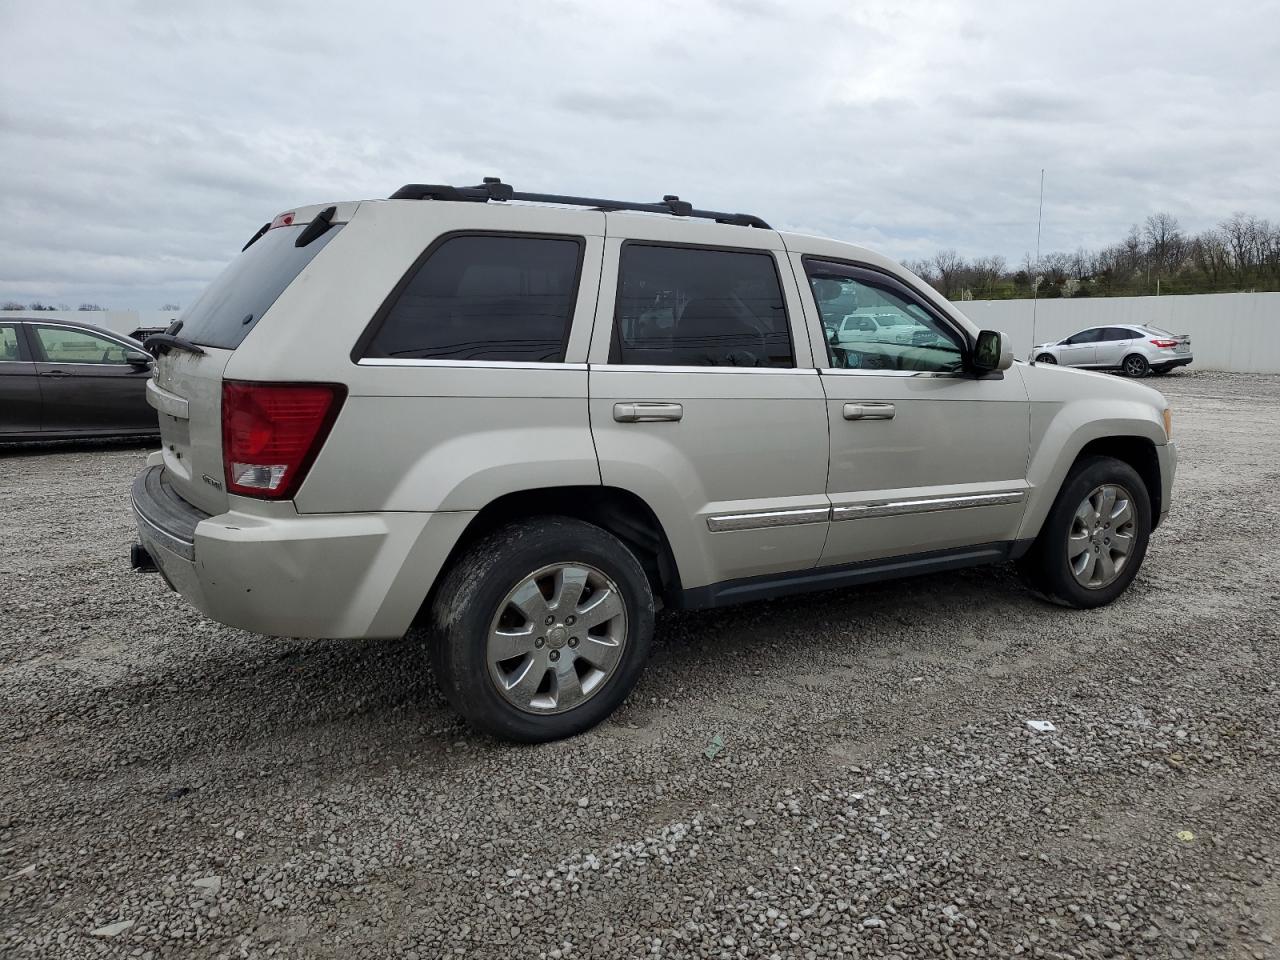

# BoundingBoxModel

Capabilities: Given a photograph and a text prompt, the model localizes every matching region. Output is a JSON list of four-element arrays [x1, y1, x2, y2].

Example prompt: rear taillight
[[221, 382, 345, 500], [1150, 338, 1178, 348]]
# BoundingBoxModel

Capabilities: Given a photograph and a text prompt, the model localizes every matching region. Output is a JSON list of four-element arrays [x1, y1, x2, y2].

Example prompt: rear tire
[[1036, 353, 1057, 364], [429, 516, 655, 742], [1121, 353, 1149, 377], [1017, 456, 1151, 609]]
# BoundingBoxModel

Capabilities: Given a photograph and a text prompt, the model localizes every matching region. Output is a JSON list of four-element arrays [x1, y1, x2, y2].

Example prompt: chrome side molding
[[831, 491, 1025, 521], [706, 507, 830, 533], [707, 490, 1025, 532]]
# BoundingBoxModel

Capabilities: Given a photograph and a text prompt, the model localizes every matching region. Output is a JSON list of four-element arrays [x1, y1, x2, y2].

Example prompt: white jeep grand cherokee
[[131, 179, 1176, 742]]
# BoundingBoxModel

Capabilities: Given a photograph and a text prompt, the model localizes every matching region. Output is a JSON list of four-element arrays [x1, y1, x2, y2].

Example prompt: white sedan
[[1032, 324, 1192, 377]]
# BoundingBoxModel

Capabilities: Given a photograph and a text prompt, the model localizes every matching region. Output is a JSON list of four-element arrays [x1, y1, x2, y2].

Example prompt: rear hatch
[[149, 204, 351, 515]]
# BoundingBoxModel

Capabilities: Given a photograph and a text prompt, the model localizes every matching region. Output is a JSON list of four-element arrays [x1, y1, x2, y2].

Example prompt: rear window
[[612, 244, 793, 368], [179, 223, 343, 350], [361, 234, 583, 363]]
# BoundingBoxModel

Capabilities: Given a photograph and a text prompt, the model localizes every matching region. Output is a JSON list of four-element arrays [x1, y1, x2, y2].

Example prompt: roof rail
[[388, 178, 772, 229]]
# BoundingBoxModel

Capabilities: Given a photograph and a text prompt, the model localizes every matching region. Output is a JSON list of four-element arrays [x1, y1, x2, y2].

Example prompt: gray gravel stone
[[2, 372, 1279, 959]]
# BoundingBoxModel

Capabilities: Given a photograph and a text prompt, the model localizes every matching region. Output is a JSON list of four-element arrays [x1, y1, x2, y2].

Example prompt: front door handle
[[40, 370, 70, 378], [613, 402, 684, 423], [843, 402, 895, 421]]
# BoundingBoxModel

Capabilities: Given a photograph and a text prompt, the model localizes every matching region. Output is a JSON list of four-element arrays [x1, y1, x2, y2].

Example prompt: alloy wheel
[[1067, 483, 1136, 589], [486, 563, 628, 714], [1036, 353, 1057, 364], [1123, 355, 1147, 377]]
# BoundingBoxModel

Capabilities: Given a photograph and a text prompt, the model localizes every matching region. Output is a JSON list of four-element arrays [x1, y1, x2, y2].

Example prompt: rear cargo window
[[360, 233, 583, 363], [179, 224, 342, 350]]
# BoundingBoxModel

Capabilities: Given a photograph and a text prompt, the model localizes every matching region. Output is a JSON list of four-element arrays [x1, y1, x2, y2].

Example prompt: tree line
[[907, 212, 1280, 300]]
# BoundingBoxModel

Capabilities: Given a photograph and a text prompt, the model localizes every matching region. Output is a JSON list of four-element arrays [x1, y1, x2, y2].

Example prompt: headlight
[[1162, 408, 1173, 439]]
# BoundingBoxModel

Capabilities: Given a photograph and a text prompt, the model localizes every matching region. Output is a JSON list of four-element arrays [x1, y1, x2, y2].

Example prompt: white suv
[[131, 180, 1177, 742]]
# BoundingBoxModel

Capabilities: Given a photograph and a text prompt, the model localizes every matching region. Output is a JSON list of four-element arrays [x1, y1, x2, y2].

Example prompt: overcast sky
[[1, 0, 1277, 309]]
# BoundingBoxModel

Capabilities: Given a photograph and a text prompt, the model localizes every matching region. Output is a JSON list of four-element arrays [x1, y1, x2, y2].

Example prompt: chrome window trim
[[832, 491, 1025, 521], [707, 507, 830, 533], [818, 368, 964, 379], [356, 358, 588, 370], [591, 364, 818, 376]]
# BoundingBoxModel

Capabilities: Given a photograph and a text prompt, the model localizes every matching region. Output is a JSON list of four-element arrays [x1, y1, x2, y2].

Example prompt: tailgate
[[145, 203, 353, 515], [149, 348, 233, 515]]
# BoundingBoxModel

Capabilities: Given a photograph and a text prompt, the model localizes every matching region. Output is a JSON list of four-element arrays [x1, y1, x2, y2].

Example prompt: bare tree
[[77, 303, 106, 311], [929, 249, 966, 298], [1143, 212, 1185, 278], [970, 255, 1006, 296], [159, 303, 181, 311]]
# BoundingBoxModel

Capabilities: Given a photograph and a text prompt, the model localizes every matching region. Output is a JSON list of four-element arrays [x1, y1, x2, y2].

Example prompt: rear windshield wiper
[[144, 333, 207, 357]]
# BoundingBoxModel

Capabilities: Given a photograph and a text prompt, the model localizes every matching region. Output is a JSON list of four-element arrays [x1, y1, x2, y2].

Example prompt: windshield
[[178, 224, 343, 349]]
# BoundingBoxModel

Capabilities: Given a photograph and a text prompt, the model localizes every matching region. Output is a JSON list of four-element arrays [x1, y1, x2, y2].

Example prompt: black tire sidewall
[[431, 517, 655, 742], [1031, 456, 1152, 608], [1037, 354, 1057, 364], [1123, 354, 1149, 377]]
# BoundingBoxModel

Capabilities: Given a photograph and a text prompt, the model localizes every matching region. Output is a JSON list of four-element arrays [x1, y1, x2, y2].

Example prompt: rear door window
[[361, 234, 583, 363], [0, 324, 21, 361], [179, 224, 343, 350], [32, 326, 131, 364], [612, 244, 793, 368]]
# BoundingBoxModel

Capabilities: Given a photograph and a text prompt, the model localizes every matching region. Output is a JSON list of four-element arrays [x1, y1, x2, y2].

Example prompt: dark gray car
[[0, 318, 158, 440]]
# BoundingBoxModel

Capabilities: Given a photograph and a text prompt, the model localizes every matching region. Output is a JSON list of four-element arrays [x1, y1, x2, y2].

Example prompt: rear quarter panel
[[221, 200, 609, 515]]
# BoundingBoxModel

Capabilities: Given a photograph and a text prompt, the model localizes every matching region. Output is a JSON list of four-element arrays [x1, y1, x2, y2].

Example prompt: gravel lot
[[2, 370, 1278, 959]]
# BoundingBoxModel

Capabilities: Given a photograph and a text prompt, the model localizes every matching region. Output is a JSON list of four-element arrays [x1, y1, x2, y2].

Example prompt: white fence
[[5, 293, 1279, 373], [958, 292, 1280, 373]]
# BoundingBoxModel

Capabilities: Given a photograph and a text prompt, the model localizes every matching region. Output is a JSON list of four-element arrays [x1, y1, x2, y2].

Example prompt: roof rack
[[387, 178, 772, 229]]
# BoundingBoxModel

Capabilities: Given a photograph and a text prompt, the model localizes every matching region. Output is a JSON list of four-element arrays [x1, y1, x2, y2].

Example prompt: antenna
[[1030, 168, 1045, 363]]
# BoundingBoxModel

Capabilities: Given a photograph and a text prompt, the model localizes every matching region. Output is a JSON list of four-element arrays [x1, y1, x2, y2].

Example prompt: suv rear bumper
[[130, 465, 473, 639]]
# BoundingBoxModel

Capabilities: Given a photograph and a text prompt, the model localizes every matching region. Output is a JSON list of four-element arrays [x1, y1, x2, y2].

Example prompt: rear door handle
[[40, 370, 69, 378], [613, 402, 683, 423], [843, 402, 895, 421]]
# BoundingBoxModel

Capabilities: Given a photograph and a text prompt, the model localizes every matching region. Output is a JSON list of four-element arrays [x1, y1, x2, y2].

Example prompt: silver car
[[1032, 324, 1192, 377], [129, 179, 1177, 742]]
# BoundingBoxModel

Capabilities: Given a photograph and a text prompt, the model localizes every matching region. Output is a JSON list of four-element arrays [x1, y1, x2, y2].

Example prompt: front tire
[[429, 517, 655, 742], [1121, 353, 1149, 377], [1036, 353, 1057, 364], [1018, 456, 1151, 608]]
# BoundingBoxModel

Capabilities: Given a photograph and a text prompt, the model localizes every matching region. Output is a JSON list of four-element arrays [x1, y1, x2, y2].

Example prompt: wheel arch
[[1020, 407, 1168, 543], [1071, 436, 1162, 524], [416, 485, 683, 626]]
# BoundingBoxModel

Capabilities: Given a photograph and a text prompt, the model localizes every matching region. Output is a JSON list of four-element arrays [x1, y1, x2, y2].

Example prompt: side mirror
[[972, 330, 1013, 373], [125, 349, 153, 367]]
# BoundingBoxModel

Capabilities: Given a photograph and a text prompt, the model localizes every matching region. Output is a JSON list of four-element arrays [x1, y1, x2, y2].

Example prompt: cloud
[[1, 0, 1277, 307]]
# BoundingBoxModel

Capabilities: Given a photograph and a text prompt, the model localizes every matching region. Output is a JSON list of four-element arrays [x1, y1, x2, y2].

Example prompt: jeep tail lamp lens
[[1163, 408, 1173, 439], [221, 382, 345, 499]]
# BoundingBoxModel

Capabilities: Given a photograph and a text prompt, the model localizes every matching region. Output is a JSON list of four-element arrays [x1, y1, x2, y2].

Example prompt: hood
[[1021, 357, 1168, 410]]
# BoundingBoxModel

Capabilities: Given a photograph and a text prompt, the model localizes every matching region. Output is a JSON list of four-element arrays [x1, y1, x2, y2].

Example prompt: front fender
[[1019, 396, 1168, 541]]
